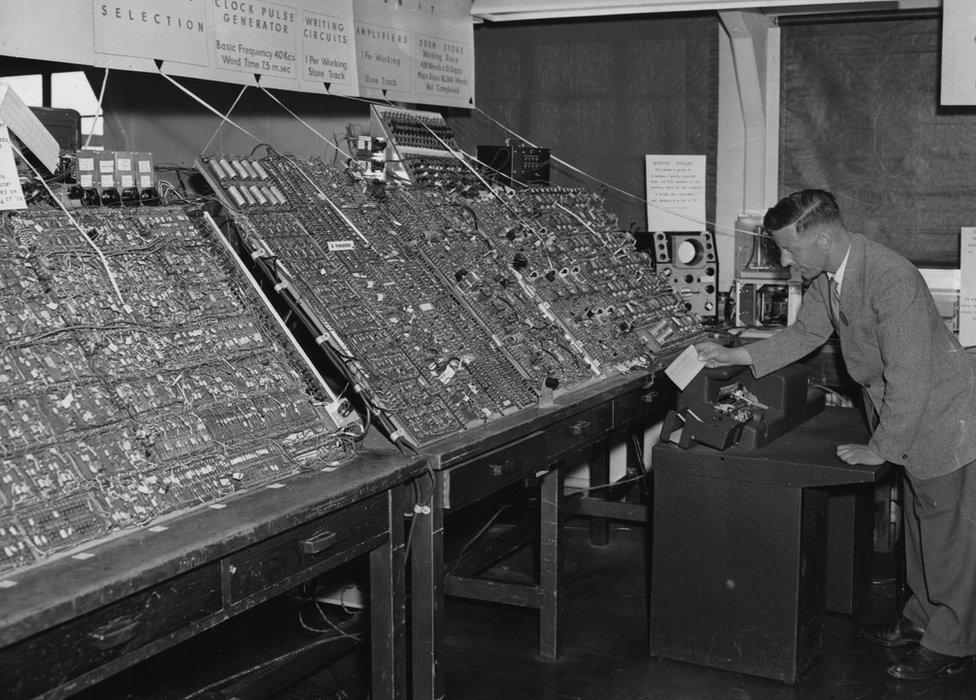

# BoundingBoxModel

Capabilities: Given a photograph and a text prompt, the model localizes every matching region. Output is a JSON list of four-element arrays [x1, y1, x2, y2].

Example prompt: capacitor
[[251, 161, 270, 179], [231, 160, 250, 179], [269, 185, 287, 204], [217, 158, 237, 179], [226, 186, 247, 207], [248, 185, 268, 205], [240, 159, 260, 179], [238, 185, 257, 206], [257, 186, 276, 205], [208, 159, 227, 181]]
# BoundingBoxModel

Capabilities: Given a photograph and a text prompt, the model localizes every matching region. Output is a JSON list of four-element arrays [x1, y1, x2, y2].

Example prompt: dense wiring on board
[[10, 143, 125, 305]]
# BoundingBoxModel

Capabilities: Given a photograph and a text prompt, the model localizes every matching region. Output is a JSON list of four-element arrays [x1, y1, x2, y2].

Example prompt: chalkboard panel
[[780, 17, 976, 266]]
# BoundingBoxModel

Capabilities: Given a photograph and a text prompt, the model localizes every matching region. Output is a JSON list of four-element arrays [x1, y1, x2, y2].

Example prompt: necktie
[[828, 278, 841, 328]]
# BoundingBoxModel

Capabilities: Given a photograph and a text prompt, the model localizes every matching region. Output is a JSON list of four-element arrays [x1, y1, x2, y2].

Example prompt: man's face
[[771, 224, 828, 282]]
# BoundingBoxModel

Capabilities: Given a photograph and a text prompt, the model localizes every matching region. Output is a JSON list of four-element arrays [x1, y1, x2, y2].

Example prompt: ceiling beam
[[471, 0, 937, 22]]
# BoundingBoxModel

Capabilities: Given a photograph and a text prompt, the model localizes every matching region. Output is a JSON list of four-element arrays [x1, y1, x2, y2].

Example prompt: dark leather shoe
[[860, 617, 924, 647], [886, 646, 967, 680]]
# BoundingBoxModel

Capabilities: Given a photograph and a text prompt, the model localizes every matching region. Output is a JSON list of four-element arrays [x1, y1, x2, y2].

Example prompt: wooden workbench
[[0, 440, 427, 699], [410, 369, 672, 699]]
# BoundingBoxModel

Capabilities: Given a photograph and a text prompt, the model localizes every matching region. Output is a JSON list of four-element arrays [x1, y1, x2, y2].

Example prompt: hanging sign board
[[0, 1, 473, 108], [941, 0, 976, 106], [355, 0, 474, 108]]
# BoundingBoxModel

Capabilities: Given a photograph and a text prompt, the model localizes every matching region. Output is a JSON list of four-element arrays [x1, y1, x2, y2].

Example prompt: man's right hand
[[694, 341, 752, 368]]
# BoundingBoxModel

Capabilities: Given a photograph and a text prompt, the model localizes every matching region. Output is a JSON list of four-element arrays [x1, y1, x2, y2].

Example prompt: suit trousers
[[902, 458, 976, 656]]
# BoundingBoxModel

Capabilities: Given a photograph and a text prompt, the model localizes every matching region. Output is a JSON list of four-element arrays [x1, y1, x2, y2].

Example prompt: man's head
[[762, 189, 851, 282]]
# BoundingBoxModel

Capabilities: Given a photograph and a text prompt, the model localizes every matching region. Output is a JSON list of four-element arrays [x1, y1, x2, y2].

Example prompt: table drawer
[[613, 386, 672, 425], [443, 432, 546, 510], [546, 402, 613, 459], [226, 493, 387, 603], [0, 564, 222, 699]]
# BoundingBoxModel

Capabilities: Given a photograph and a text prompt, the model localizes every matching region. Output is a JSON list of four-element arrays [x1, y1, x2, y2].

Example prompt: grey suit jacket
[[747, 233, 976, 480]]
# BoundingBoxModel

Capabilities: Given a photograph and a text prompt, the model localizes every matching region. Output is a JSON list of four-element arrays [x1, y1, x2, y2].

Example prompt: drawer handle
[[89, 616, 141, 649], [490, 461, 514, 477], [302, 530, 338, 555], [569, 420, 592, 436], [642, 391, 660, 404]]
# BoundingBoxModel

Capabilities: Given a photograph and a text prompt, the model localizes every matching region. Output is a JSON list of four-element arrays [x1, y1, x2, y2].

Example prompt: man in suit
[[696, 189, 976, 680]]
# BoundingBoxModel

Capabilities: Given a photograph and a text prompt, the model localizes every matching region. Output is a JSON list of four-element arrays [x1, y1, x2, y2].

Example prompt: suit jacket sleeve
[[864, 267, 932, 463], [746, 277, 834, 378]]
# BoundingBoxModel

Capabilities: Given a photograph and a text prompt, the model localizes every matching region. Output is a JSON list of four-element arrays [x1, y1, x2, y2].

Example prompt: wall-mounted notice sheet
[[960, 228, 976, 348], [942, 0, 976, 106], [0, 123, 27, 211], [644, 154, 706, 232]]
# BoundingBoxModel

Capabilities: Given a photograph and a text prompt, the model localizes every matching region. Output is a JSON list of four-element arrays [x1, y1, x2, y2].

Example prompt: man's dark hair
[[762, 189, 842, 235]]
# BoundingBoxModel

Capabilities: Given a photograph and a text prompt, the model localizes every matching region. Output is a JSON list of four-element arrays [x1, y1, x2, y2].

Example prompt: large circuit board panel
[[199, 151, 704, 447], [0, 206, 352, 575]]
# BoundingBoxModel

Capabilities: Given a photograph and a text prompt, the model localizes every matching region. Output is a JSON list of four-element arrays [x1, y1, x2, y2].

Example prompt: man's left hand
[[836, 443, 885, 465]]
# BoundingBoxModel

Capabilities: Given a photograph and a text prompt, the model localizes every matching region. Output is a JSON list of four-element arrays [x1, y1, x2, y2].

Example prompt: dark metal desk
[[411, 370, 670, 699], [0, 443, 427, 699], [649, 407, 891, 683]]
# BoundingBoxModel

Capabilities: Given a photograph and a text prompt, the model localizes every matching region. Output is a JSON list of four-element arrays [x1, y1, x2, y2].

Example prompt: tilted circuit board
[[199, 152, 704, 447], [0, 206, 353, 575]]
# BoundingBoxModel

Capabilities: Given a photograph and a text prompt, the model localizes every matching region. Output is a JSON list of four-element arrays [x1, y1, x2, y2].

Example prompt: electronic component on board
[[0, 206, 356, 575], [647, 230, 718, 321], [200, 149, 705, 448], [477, 142, 550, 189]]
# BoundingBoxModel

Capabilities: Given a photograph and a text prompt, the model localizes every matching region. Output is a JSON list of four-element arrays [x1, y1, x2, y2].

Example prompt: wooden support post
[[370, 482, 407, 700], [411, 472, 445, 700], [588, 442, 610, 546], [539, 466, 563, 661]]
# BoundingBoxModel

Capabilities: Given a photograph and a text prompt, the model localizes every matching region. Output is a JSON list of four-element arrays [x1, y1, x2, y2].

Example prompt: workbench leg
[[411, 471, 445, 699], [588, 442, 610, 546], [624, 433, 644, 505], [540, 466, 563, 661], [370, 483, 407, 700]]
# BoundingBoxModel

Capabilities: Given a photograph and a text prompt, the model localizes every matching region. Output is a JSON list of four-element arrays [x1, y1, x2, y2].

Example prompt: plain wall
[[92, 69, 370, 168], [447, 14, 719, 233]]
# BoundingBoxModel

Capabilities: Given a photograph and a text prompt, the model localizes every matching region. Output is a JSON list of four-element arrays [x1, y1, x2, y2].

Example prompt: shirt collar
[[827, 244, 851, 293]]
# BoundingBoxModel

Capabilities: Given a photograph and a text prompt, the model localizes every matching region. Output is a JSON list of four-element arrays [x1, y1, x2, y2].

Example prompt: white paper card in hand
[[665, 344, 706, 390]]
